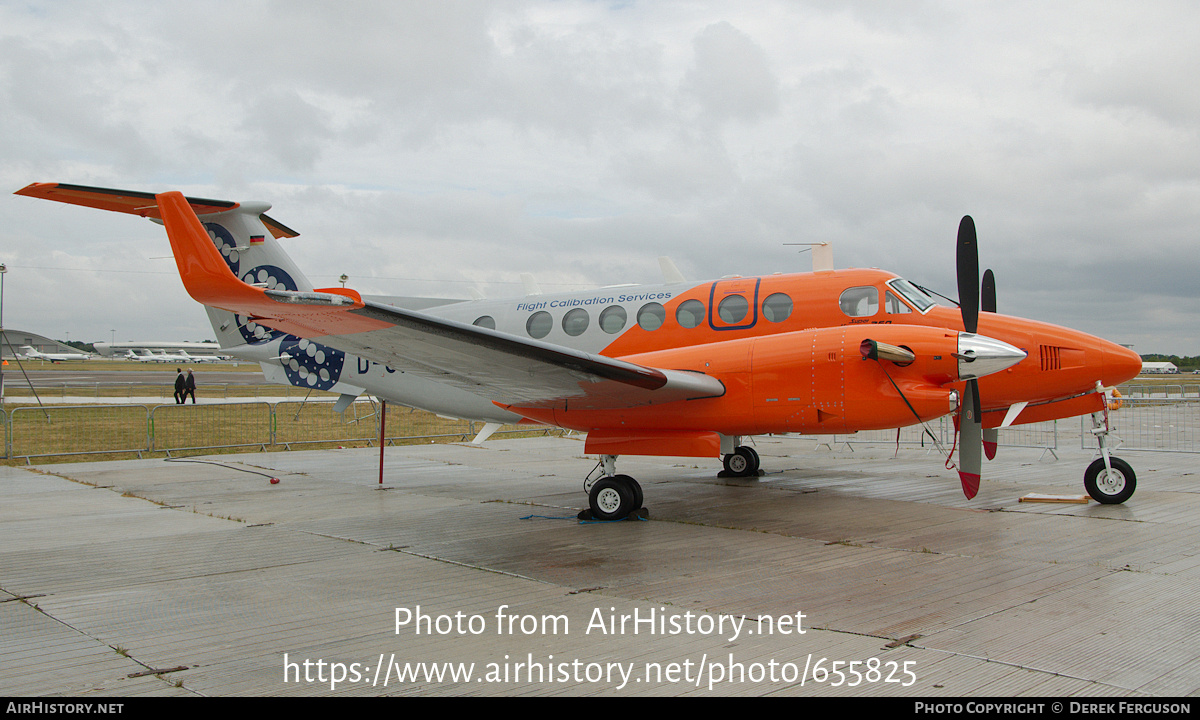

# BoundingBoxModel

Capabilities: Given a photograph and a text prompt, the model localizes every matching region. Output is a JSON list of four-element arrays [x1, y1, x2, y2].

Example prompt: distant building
[[92, 341, 223, 358], [0, 329, 82, 359], [1140, 361, 1179, 374]]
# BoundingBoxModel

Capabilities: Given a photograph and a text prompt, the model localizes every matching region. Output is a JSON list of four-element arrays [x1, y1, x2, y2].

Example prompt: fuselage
[[14, 181, 1145, 462], [318, 267, 1140, 435]]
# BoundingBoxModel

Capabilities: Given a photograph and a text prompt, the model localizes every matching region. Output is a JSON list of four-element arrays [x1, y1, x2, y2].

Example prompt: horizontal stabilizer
[[14, 182, 299, 239]]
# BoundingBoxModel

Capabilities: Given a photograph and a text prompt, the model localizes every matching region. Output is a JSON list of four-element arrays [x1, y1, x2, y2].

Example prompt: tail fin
[[153, 190, 316, 350], [15, 183, 315, 350], [19, 182, 366, 396]]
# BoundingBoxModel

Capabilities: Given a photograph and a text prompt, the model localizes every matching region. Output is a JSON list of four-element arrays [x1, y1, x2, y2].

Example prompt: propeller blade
[[957, 216, 979, 334], [980, 269, 997, 459], [959, 378, 982, 498], [982, 268, 996, 313], [983, 428, 998, 460]]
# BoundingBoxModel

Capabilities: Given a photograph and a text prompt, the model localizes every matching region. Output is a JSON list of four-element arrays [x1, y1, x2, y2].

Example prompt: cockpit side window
[[885, 291, 912, 314], [887, 278, 936, 313], [839, 286, 879, 317]]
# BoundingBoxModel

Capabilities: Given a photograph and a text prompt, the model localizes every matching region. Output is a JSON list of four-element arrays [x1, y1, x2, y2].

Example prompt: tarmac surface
[[2, 434, 1198, 697]]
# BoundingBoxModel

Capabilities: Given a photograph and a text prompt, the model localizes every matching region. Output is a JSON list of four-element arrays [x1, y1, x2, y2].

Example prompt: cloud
[[682, 21, 780, 124], [2, 0, 1198, 355]]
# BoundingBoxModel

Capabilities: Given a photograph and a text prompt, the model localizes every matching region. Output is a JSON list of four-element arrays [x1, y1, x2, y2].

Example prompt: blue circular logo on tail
[[236, 264, 296, 346], [230, 263, 346, 388], [205, 222, 241, 276], [279, 337, 345, 390]]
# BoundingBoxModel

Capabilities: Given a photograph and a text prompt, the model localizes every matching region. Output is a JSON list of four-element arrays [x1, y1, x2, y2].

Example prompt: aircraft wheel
[[742, 446, 761, 474], [611, 474, 643, 510], [589, 477, 636, 521], [1084, 457, 1136, 505], [723, 447, 758, 477]]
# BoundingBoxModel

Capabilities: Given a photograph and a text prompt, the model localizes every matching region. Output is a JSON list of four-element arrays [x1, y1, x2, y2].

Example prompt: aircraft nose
[[1103, 342, 1142, 387]]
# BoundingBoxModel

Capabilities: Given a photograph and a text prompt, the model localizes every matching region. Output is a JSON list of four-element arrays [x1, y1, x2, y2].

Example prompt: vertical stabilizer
[[183, 202, 315, 348]]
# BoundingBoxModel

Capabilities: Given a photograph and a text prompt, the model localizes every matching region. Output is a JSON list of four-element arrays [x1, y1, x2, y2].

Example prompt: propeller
[[956, 216, 982, 499]]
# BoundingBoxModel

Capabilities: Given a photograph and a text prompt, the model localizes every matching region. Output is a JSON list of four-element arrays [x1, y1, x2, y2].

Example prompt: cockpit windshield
[[887, 278, 937, 313]]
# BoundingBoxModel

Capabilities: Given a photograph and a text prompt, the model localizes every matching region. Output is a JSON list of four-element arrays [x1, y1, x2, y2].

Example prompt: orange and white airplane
[[16, 183, 1144, 519]]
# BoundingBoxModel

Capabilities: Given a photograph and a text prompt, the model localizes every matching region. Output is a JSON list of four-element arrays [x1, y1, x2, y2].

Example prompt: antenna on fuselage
[[784, 242, 833, 272], [658, 256, 686, 283], [520, 273, 542, 295]]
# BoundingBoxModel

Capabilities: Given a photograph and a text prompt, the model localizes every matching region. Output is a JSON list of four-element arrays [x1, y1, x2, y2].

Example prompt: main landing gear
[[1085, 409, 1136, 504], [580, 455, 645, 521], [721, 444, 761, 478], [581, 442, 763, 521]]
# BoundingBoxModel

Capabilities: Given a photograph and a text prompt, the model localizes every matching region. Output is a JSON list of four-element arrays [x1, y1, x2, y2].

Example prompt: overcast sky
[[1, 1, 1197, 355]]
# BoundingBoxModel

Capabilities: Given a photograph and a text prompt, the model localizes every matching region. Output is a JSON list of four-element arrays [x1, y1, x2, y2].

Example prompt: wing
[[153, 190, 724, 410]]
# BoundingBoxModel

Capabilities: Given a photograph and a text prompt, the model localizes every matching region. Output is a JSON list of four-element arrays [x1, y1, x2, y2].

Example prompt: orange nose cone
[[1103, 343, 1142, 387]]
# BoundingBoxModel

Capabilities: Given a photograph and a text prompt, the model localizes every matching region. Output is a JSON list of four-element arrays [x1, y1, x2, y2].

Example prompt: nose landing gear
[[1086, 407, 1136, 505]]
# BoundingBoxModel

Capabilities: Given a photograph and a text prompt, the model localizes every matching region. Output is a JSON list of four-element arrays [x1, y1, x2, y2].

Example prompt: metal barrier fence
[[1118, 384, 1200, 398], [817, 415, 1058, 454], [151, 402, 274, 453], [1082, 396, 1200, 453], [1, 400, 560, 462], [274, 399, 381, 449], [10, 404, 151, 461], [3, 382, 331, 402], [16, 395, 1193, 461]]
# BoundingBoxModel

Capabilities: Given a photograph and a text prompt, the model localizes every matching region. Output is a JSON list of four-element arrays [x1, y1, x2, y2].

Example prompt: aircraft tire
[[1084, 457, 1136, 504], [742, 446, 761, 474], [612, 474, 644, 510], [589, 477, 635, 521], [723, 447, 758, 477]]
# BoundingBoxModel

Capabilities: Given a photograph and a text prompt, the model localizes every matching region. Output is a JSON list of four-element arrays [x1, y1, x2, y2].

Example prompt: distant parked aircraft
[[20, 345, 91, 363]]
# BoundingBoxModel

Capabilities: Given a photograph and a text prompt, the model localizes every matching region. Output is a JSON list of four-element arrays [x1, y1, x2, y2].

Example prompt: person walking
[[183, 369, 197, 404], [174, 368, 185, 404]]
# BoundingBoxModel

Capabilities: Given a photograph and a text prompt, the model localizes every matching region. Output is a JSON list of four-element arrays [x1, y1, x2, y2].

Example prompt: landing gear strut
[[1086, 408, 1136, 504], [582, 455, 644, 521]]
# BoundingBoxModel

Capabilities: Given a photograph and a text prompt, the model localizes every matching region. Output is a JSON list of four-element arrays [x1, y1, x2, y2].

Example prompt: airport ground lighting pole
[[1, 263, 6, 405]]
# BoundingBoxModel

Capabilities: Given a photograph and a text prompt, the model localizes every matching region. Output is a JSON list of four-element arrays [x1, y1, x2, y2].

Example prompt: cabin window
[[562, 308, 589, 336], [599, 305, 627, 334], [838, 286, 878, 317], [762, 293, 793, 323], [526, 311, 552, 339], [473, 316, 496, 330], [637, 302, 666, 331], [676, 299, 706, 329], [885, 291, 912, 314], [717, 294, 749, 324]]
